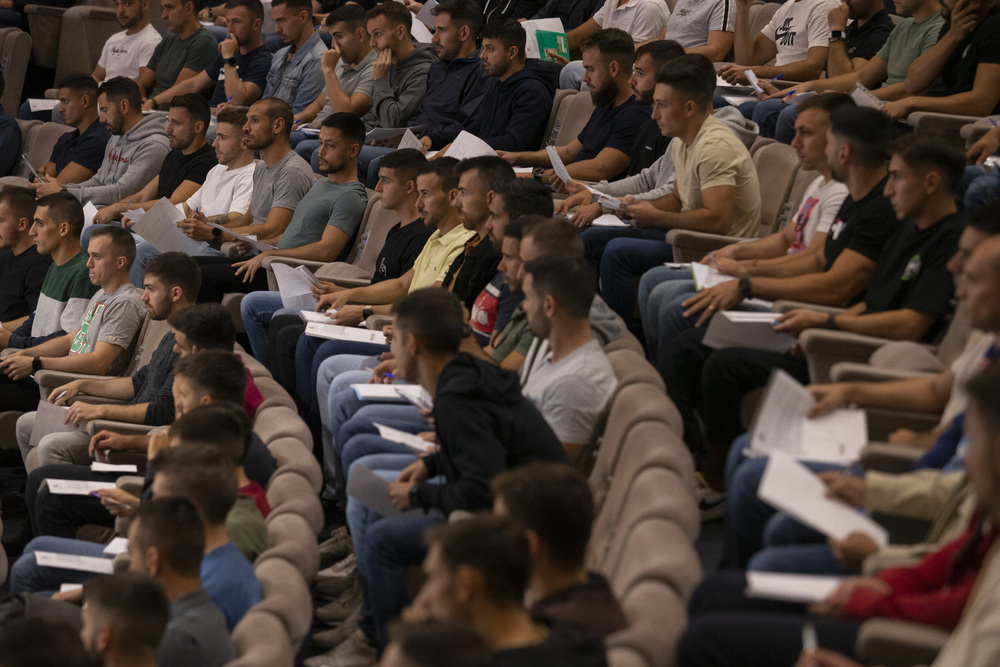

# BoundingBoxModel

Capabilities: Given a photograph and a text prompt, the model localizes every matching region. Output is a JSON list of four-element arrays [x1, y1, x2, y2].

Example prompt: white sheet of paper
[[722, 94, 754, 106], [28, 98, 60, 112], [374, 422, 435, 453], [206, 222, 275, 252], [546, 145, 571, 184], [398, 129, 423, 151], [521, 18, 564, 59], [447, 131, 497, 160], [411, 19, 433, 43], [745, 70, 764, 95], [298, 309, 335, 323], [850, 82, 884, 110], [82, 202, 99, 233], [747, 369, 868, 464], [305, 321, 387, 345], [352, 384, 408, 402], [35, 550, 115, 574], [301, 127, 321, 136], [46, 480, 117, 496], [591, 214, 628, 227], [745, 572, 842, 604], [703, 311, 795, 353], [690, 263, 737, 290], [346, 464, 403, 516], [103, 537, 129, 556], [59, 583, 83, 593], [91, 462, 138, 473], [393, 384, 433, 410], [130, 198, 206, 255], [757, 452, 889, 545], [416, 0, 438, 27], [29, 400, 87, 448], [121, 207, 147, 223], [272, 262, 318, 309]]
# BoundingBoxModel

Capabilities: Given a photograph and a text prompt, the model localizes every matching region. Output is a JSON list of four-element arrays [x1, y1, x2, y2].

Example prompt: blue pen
[[383, 372, 397, 379], [992, 118, 998, 127], [772, 74, 784, 81], [783, 89, 796, 98], [226, 94, 234, 104]]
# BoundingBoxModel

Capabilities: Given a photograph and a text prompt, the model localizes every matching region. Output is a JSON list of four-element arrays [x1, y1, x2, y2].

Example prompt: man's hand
[[418, 135, 433, 153], [316, 289, 352, 312], [312, 280, 344, 299], [371, 358, 398, 384], [734, 0, 754, 10], [718, 64, 751, 85], [93, 488, 140, 517], [808, 576, 890, 616], [569, 202, 602, 229], [0, 327, 11, 350], [65, 401, 103, 427], [372, 48, 392, 79], [322, 44, 342, 73], [818, 470, 866, 508], [397, 458, 429, 483], [220, 35, 238, 59], [681, 281, 744, 326], [967, 126, 1000, 165], [806, 383, 850, 418], [828, 1, 849, 30], [52, 587, 84, 604], [233, 252, 268, 282], [388, 479, 416, 510], [550, 175, 569, 194], [773, 309, 830, 336], [30, 179, 65, 198], [49, 379, 86, 406], [881, 97, 915, 122], [329, 304, 364, 326], [179, 214, 215, 242], [829, 532, 880, 573], [90, 430, 144, 459], [495, 150, 519, 165], [215, 102, 235, 115], [0, 354, 33, 381], [945, 0, 981, 43], [141, 98, 156, 112], [710, 255, 750, 278], [621, 200, 663, 229]]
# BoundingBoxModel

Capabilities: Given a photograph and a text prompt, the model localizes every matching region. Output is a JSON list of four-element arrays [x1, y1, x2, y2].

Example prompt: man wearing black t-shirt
[[0, 187, 52, 332], [497, 29, 650, 184], [678, 128, 964, 496], [882, 0, 1000, 119], [91, 94, 218, 225]]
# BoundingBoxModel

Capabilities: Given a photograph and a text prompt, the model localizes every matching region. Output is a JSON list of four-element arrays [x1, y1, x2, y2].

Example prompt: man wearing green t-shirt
[[138, 0, 220, 109]]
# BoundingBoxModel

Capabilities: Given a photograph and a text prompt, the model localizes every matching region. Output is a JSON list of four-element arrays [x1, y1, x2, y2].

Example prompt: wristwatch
[[31, 357, 42, 373], [408, 485, 421, 510], [209, 226, 223, 249], [830, 30, 844, 41], [224, 56, 238, 68], [362, 305, 374, 319], [737, 276, 753, 300]]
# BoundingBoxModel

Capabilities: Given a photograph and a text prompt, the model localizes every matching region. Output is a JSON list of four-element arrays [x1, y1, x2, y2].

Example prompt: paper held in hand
[[690, 262, 736, 290], [757, 452, 889, 546], [206, 221, 276, 253], [129, 198, 206, 255], [703, 311, 795, 353], [521, 18, 564, 59], [272, 262, 319, 309], [850, 82, 884, 110], [745, 572, 842, 604], [415, 0, 437, 27], [35, 550, 115, 574], [744, 70, 765, 95], [373, 422, 435, 453], [746, 369, 868, 464], [352, 383, 433, 410], [46, 479, 117, 496], [411, 19, 433, 43], [346, 464, 428, 517], [546, 145, 571, 184], [582, 184, 625, 211], [29, 400, 88, 448], [82, 202, 99, 233], [28, 98, 61, 112], [447, 131, 497, 160], [365, 127, 423, 150], [305, 321, 387, 345]]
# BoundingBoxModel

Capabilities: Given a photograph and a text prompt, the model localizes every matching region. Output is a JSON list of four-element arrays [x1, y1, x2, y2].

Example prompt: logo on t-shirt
[[830, 219, 845, 240], [69, 301, 107, 356], [775, 18, 796, 46], [902, 254, 922, 281]]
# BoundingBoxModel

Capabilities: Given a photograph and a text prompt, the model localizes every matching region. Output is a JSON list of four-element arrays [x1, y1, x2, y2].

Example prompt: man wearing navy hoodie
[[336, 287, 567, 661]]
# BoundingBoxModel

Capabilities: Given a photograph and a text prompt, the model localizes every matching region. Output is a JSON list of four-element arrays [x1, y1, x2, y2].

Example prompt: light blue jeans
[[11, 536, 107, 595], [240, 291, 298, 367]]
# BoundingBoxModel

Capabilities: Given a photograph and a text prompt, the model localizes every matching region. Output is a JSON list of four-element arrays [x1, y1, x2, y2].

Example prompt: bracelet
[[824, 313, 838, 330]]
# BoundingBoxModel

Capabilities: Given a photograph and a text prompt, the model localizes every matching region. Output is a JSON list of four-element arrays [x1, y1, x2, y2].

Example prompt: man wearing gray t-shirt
[[519, 254, 617, 464], [665, 0, 736, 62], [0, 226, 145, 417], [190, 98, 315, 302]]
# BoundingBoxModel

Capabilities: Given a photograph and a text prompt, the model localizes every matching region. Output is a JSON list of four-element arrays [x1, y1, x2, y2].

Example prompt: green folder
[[537, 30, 570, 61]]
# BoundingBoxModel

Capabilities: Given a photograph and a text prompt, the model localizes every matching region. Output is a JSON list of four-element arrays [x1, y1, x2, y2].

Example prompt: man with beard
[[137, 0, 220, 108], [32, 78, 171, 209], [31, 76, 111, 185], [90, 93, 217, 227], [497, 29, 649, 184], [93, 0, 163, 83], [196, 110, 367, 300], [149, 0, 271, 109]]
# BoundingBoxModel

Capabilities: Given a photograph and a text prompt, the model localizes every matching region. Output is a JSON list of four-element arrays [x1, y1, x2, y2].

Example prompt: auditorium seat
[[0, 28, 30, 114]]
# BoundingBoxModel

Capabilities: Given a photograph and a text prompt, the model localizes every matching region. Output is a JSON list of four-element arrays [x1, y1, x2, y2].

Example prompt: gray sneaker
[[315, 580, 363, 624], [319, 526, 353, 568], [304, 628, 376, 667], [312, 609, 363, 649]]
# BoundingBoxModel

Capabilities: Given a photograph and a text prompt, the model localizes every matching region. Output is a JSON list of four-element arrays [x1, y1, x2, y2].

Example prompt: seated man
[[196, 111, 368, 300], [16, 252, 199, 470], [664, 0, 735, 62], [32, 76, 111, 185], [291, 4, 376, 162], [0, 188, 52, 337], [492, 462, 628, 639], [337, 289, 566, 655], [91, 93, 217, 226], [94, 0, 163, 84], [381, 621, 491, 667], [133, 108, 256, 286], [0, 226, 145, 414], [669, 130, 964, 496], [499, 30, 650, 184], [33, 78, 171, 209], [259, 0, 327, 113], [527, 0, 604, 32], [400, 516, 607, 664], [137, 0, 220, 109], [78, 574, 171, 666], [149, 0, 271, 110], [188, 97, 314, 300], [360, 2, 437, 133], [3, 193, 98, 352], [882, 0, 1000, 120], [592, 54, 761, 331]]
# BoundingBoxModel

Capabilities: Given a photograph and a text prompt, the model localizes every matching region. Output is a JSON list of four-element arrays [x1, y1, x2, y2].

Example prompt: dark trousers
[[0, 374, 41, 413], [29, 464, 120, 538], [267, 314, 305, 395], [194, 256, 270, 303]]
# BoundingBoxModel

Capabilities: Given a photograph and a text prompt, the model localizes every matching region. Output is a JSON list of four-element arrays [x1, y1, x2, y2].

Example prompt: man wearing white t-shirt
[[94, 0, 163, 83], [130, 108, 257, 283]]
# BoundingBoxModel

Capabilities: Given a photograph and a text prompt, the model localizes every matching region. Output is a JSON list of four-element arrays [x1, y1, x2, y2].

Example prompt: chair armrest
[[72, 6, 116, 18], [798, 329, 894, 383], [665, 230, 746, 263], [906, 111, 982, 142], [960, 116, 999, 147], [33, 371, 109, 392], [855, 618, 949, 667], [858, 441, 926, 473], [327, 277, 372, 289], [863, 407, 942, 444], [261, 256, 328, 291], [830, 361, 937, 383], [86, 420, 154, 437], [366, 315, 393, 331], [771, 300, 846, 316]]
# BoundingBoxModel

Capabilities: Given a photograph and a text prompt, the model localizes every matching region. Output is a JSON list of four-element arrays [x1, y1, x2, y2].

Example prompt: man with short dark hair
[[261, 0, 327, 113], [92, 0, 163, 84], [33, 75, 111, 185], [33, 77, 171, 208], [137, 0, 220, 108], [0, 188, 52, 336], [499, 29, 649, 184], [381, 620, 491, 667], [492, 462, 627, 640], [79, 573, 171, 667]]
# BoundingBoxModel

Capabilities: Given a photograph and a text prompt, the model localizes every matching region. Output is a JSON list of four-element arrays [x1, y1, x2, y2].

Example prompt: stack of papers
[[747, 369, 868, 463], [103, 537, 129, 556], [305, 321, 387, 345], [521, 18, 564, 59], [206, 221, 275, 253], [447, 131, 497, 160], [46, 480, 116, 496], [92, 462, 139, 473], [298, 309, 336, 323], [28, 98, 60, 112], [691, 263, 736, 290], [745, 572, 842, 604], [374, 422, 435, 453], [352, 383, 433, 409], [130, 198, 206, 255], [757, 452, 888, 545], [272, 262, 319, 309], [715, 75, 754, 94], [591, 214, 628, 227], [411, 19, 433, 43], [703, 311, 795, 353]]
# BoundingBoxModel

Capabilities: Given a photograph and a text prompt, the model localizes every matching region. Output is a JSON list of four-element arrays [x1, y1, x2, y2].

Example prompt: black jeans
[[29, 464, 121, 538], [194, 256, 270, 303]]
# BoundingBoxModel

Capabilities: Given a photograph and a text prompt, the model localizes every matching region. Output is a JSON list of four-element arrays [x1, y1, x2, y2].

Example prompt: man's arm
[[733, 0, 777, 65], [228, 206, 294, 243], [629, 183, 737, 235], [885, 64, 1000, 119], [749, 46, 830, 81], [567, 17, 600, 54], [687, 31, 736, 62], [749, 248, 875, 304], [52, 162, 97, 185], [36, 341, 125, 375], [564, 147, 629, 182], [320, 50, 373, 117], [903, 1, 973, 95], [368, 61, 431, 128], [146, 71, 212, 110], [828, 308, 940, 341], [68, 141, 169, 206], [136, 67, 157, 98], [499, 138, 583, 168], [809, 367, 954, 415]]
